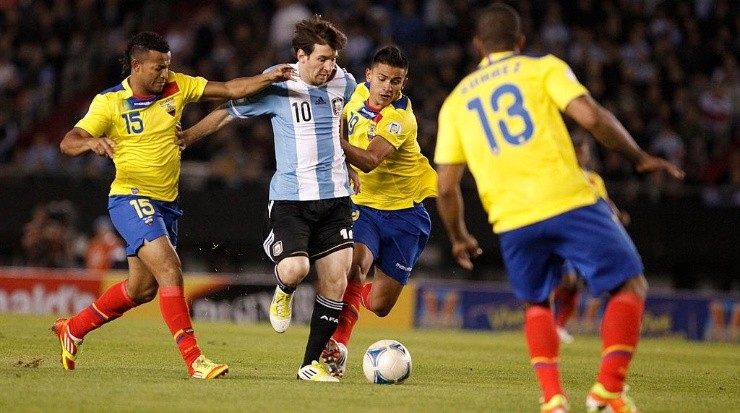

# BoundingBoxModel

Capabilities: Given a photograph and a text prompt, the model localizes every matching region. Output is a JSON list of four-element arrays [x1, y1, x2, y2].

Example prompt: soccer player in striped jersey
[[434, 4, 684, 413], [181, 16, 357, 382], [54, 31, 295, 379], [319, 45, 437, 378]]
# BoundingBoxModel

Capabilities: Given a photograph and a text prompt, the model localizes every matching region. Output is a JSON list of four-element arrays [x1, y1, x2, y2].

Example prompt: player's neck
[[127, 78, 156, 99]]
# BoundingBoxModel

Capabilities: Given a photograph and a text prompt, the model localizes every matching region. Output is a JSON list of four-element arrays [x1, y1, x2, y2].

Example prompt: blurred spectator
[[21, 200, 79, 268], [83, 216, 126, 272], [269, 0, 311, 61]]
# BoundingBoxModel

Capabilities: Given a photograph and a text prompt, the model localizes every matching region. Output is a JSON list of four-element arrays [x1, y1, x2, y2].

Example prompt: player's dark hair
[[476, 3, 521, 51], [119, 31, 170, 74], [371, 45, 409, 70], [292, 15, 347, 57]]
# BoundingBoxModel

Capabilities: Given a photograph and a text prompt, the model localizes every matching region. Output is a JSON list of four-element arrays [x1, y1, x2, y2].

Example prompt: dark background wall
[[2, 175, 737, 291]]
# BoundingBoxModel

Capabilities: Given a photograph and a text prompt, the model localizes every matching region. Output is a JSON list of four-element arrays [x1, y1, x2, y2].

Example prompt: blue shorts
[[498, 200, 643, 303], [108, 195, 183, 256], [352, 203, 431, 285]]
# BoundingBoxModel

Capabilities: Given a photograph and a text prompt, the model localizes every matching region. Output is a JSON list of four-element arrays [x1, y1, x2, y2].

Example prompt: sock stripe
[[602, 344, 634, 357], [531, 356, 559, 367], [316, 295, 343, 310], [173, 328, 194, 343], [89, 303, 109, 321]]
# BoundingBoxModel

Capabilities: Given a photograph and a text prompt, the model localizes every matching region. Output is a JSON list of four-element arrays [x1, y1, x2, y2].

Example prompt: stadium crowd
[[0, 0, 737, 205]]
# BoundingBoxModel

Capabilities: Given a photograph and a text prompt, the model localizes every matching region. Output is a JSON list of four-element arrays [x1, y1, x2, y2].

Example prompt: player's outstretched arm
[[200, 64, 296, 101], [565, 95, 685, 180], [180, 105, 234, 149], [436, 163, 483, 271], [60, 127, 116, 158]]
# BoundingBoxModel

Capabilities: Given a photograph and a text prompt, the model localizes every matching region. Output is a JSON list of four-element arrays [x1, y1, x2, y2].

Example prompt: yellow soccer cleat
[[51, 318, 81, 370], [541, 394, 570, 413], [190, 355, 229, 379], [586, 383, 639, 413], [297, 360, 340, 382], [269, 286, 293, 333]]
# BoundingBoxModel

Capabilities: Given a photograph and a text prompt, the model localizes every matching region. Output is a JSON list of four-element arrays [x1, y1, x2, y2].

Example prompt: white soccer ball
[[362, 339, 412, 384]]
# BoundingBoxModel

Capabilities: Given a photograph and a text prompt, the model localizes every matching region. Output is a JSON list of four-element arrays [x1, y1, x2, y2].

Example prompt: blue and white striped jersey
[[227, 63, 357, 201]]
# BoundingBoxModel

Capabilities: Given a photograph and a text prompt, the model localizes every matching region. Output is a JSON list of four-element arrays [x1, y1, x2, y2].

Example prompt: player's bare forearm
[[60, 128, 115, 158], [182, 106, 233, 147], [566, 95, 645, 163], [341, 139, 380, 173], [436, 164, 482, 270], [202, 64, 296, 101]]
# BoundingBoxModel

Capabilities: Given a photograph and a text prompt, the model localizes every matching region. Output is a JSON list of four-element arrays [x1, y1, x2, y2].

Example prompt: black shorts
[[263, 197, 353, 263]]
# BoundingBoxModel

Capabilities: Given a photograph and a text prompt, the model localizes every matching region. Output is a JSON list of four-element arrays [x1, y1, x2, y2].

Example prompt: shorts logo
[[144, 216, 154, 226], [388, 122, 402, 135], [395, 262, 412, 272], [351, 209, 360, 221], [272, 241, 283, 257], [331, 97, 344, 116]]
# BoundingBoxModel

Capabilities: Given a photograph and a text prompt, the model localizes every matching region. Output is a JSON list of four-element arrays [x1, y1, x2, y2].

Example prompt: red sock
[[333, 280, 362, 345], [159, 286, 201, 369], [525, 305, 563, 402], [554, 288, 578, 328], [68, 280, 137, 339], [597, 292, 644, 393], [360, 282, 372, 310]]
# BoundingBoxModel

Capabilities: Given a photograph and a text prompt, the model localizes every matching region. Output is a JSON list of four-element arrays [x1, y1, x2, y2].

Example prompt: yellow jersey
[[76, 72, 207, 201], [585, 170, 608, 199], [435, 52, 597, 232], [345, 82, 437, 210]]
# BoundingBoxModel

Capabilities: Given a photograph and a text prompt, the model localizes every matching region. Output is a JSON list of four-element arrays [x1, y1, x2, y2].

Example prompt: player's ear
[[401, 77, 408, 90], [515, 34, 526, 52], [364, 67, 372, 82], [296, 48, 308, 63]]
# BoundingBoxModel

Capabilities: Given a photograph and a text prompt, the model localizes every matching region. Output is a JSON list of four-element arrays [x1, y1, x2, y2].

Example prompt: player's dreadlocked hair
[[292, 15, 347, 57], [119, 31, 170, 74], [371, 45, 409, 70]]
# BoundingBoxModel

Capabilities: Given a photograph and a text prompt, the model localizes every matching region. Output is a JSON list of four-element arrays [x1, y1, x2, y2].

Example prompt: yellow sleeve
[[174, 72, 208, 104], [75, 94, 112, 137], [543, 55, 589, 112], [434, 95, 466, 164], [376, 110, 409, 149]]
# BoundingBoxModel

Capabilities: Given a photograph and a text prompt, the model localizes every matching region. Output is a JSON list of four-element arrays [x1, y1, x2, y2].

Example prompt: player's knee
[[370, 303, 393, 317], [129, 284, 158, 304]]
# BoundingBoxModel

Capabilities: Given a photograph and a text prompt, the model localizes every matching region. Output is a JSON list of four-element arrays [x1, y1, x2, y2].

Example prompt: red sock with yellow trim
[[524, 305, 563, 402], [333, 280, 362, 345], [68, 280, 137, 339], [159, 286, 201, 368], [597, 292, 644, 393]]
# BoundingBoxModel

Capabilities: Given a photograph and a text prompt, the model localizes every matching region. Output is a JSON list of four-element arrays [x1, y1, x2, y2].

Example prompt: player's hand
[[348, 166, 361, 194], [88, 137, 116, 158], [266, 64, 298, 83], [635, 155, 685, 179], [618, 210, 631, 226], [451, 235, 482, 271], [174, 122, 186, 152]]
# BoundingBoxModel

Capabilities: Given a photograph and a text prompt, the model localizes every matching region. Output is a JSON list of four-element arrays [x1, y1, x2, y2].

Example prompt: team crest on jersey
[[159, 97, 176, 116], [367, 123, 376, 140], [388, 122, 402, 135], [272, 241, 283, 257], [331, 97, 344, 116]]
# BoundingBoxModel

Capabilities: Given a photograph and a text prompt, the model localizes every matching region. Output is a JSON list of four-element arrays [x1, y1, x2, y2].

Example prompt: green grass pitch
[[1, 314, 738, 412]]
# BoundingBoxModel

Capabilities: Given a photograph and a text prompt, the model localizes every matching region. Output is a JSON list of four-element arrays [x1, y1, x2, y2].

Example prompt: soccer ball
[[362, 339, 412, 384]]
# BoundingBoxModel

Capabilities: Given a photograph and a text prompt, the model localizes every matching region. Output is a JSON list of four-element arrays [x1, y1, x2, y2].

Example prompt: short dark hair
[[371, 45, 409, 71], [476, 3, 521, 51], [119, 31, 170, 74], [292, 15, 347, 57]]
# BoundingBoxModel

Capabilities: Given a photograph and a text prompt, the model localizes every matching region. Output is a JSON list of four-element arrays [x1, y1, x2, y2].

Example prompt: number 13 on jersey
[[467, 83, 533, 154]]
